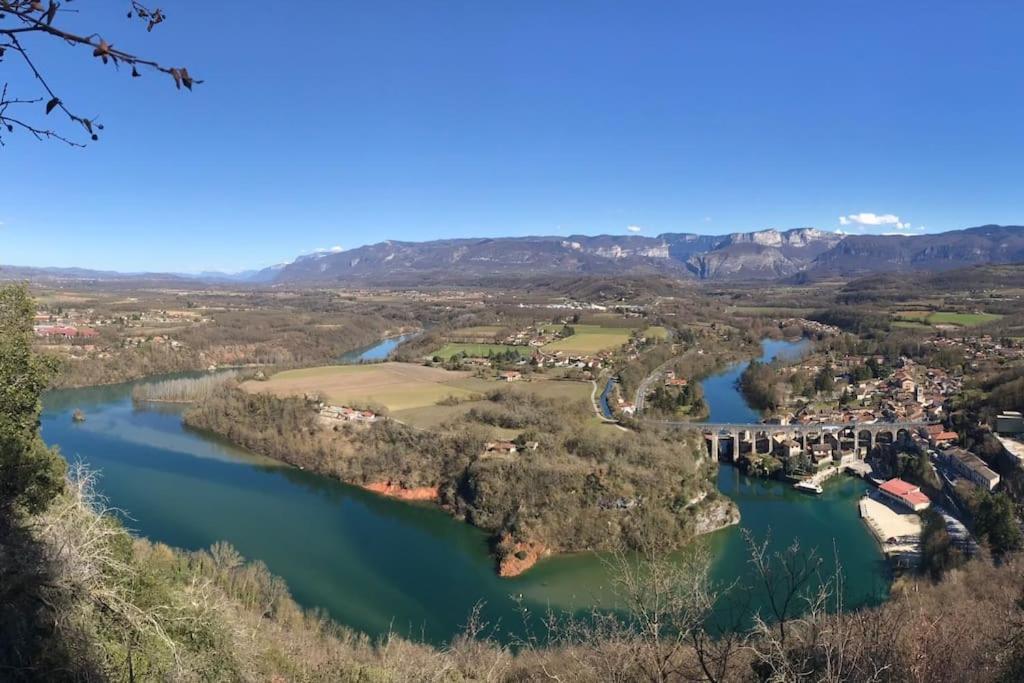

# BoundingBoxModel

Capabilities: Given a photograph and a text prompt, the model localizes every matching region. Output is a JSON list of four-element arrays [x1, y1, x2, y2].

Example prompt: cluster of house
[[902, 424, 1001, 491], [318, 405, 380, 424], [664, 371, 688, 388], [518, 300, 609, 311], [499, 324, 563, 348], [120, 309, 206, 326], [778, 318, 842, 337], [621, 330, 664, 362], [122, 334, 186, 350], [772, 438, 840, 464], [530, 351, 607, 371], [777, 357, 959, 425], [33, 324, 99, 340], [926, 334, 1024, 368]]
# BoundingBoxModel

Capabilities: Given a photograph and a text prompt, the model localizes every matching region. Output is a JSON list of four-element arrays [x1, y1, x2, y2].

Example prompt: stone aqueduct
[[656, 421, 934, 461]]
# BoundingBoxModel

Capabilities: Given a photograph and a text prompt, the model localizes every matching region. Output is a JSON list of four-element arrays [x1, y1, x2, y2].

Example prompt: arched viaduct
[[652, 420, 934, 461]]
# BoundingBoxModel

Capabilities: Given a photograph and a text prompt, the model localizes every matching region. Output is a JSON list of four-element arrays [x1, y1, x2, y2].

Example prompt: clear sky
[[2, 1, 1022, 272]]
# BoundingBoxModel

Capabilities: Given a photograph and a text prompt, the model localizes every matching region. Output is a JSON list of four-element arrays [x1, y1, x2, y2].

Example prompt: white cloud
[[313, 245, 344, 254], [838, 213, 914, 230], [626, 225, 642, 233]]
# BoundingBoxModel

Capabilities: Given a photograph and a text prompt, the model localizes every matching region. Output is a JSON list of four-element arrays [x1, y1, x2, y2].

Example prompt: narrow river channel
[[40, 337, 888, 645]]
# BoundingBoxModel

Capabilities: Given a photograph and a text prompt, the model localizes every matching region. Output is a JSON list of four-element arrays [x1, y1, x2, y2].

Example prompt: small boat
[[794, 480, 823, 495], [72, 409, 86, 423]]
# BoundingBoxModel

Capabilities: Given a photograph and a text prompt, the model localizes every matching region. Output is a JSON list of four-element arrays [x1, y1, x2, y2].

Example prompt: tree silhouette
[[0, 1, 197, 146]]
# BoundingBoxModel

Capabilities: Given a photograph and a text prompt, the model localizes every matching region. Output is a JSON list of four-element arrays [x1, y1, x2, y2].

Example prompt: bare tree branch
[[0, 0, 197, 146]]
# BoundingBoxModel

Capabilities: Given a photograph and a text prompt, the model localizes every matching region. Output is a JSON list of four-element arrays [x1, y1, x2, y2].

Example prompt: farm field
[[447, 325, 506, 340], [893, 310, 1003, 327], [644, 325, 670, 340], [393, 378, 591, 431], [726, 305, 815, 317], [541, 324, 634, 354], [928, 311, 1003, 326], [243, 363, 493, 412], [432, 342, 530, 360]]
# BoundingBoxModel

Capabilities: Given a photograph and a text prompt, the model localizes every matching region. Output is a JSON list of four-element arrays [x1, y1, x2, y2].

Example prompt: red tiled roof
[[880, 478, 929, 506], [880, 478, 917, 496]]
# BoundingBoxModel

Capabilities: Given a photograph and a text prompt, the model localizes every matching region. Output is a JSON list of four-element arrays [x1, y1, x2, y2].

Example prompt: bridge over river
[[648, 419, 937, 461]]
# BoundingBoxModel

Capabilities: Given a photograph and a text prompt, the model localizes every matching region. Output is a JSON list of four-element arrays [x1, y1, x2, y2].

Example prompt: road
[[633, 356, 680, 414]]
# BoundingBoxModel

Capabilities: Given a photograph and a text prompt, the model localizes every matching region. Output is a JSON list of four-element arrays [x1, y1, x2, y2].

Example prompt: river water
[[40, 337, 888, 645]]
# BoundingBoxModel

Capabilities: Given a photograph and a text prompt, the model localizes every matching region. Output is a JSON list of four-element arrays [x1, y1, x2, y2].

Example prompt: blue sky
[[2, 1, 1022, 272]]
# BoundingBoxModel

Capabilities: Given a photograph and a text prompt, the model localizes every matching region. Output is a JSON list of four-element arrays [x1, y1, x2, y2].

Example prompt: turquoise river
[[40, 337, 889, 645]]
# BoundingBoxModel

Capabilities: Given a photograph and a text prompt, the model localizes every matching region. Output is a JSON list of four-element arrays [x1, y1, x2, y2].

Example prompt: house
[[929, 430, 958, 447], [499, 370, 522, 382], [810, 442, 834, 462], [484, 441, 518, 455], [777, 438, 803, 459], [665, 377, 689, 388], [940, 447, 1000, 491], [878, 478, 930, 512], [891, 371, 916, 393], [319, 405, 379, 423]]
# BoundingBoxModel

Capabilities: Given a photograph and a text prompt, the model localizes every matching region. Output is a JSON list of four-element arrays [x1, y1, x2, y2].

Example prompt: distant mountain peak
[[6, 225, 1021, 287]]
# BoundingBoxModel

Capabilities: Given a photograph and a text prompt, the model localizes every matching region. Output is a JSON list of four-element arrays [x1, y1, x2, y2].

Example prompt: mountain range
[[3, 225, 1023, 286]]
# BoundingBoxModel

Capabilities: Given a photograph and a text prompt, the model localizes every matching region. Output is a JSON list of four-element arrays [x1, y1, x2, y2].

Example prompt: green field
[[894, 310, 1003, 327], [542, 324, 634, 354], [432, 342, 530, 360], [927, 311, 1003, 326]]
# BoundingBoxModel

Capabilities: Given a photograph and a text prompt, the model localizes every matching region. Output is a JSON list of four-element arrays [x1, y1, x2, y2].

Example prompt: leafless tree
[[0, 0, 197, 146], [513, 518, 742, 682]]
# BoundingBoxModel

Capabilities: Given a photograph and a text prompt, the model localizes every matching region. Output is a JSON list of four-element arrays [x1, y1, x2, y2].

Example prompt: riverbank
[[183, 375, 726, 580], [37, 334, 890, 644], [361, 480, 439, 502], [859, 494, 922, 569]]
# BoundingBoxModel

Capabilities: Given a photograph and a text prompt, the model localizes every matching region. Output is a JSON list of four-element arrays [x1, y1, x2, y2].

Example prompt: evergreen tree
[[0, 285, 66, 515]]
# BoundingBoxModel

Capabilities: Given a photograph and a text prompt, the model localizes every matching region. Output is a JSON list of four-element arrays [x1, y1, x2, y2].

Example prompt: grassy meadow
[[542, 324, 634, 354], [893, 310, 1003, 328], [245, 363, 493, 412], [432, 342, 530, 360]]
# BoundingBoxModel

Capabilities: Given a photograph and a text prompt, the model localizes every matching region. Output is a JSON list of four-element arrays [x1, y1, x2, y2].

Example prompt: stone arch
[[823, 432, 841, 451], [858, 429, 874, 453]]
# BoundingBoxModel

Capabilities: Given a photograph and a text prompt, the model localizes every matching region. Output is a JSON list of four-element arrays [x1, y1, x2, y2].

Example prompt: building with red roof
[[878, 478, 930, 512]]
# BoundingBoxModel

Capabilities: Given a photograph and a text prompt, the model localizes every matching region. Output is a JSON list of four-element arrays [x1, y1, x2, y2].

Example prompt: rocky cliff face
[[13, 226, 1020, 286], [273, 227, 850, 284]]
